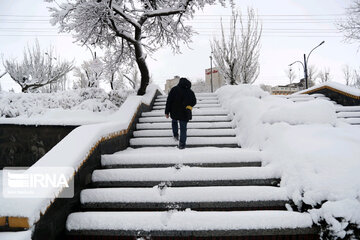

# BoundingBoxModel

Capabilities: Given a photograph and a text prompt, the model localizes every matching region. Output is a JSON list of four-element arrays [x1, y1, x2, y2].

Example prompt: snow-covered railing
[[0, 84, 162, 232], [296, 82, 360, 106]]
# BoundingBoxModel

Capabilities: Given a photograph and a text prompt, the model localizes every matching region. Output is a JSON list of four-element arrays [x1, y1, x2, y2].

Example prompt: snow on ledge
[[294, 81, 360, 99], [0, 84, 162, 229]]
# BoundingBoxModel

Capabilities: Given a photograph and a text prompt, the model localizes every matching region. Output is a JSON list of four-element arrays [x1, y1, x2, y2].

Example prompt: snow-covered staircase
[[336, 106, 360, 126], [65, 93, 318, 239], [131, 94, 238, 147]]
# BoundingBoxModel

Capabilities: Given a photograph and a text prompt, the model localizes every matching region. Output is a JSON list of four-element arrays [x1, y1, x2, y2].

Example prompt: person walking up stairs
[[165, 77, 197, 149]]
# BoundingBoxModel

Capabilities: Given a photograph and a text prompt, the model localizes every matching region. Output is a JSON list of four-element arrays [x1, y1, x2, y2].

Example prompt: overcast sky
[[0, 0, 358, 92]]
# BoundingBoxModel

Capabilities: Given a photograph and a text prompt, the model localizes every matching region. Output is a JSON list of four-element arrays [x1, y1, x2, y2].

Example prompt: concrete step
[[133, 129, 235, 138], [66, 211, 317, 237], [101, 147, 262, 169], [129, 137, 238, 148], [91, 167, 280, 188], [335, 106, 360, 112], [154, 99, 219, 105], [142, 109, 229, 117], [138, 115, 231, 123], [341, 118, 360, 125], [136, 122, 233, 130], [80, 186, 289, 211], [337, 112, 360, 118], [153, 104, 221, 110], [157, 93, 217, 99]]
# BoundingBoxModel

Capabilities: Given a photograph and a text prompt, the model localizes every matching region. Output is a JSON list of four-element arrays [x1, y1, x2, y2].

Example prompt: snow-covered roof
[[295, 81, 360, 99]]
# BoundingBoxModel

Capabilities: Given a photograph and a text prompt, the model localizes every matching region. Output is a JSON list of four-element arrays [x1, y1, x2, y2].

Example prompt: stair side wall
[[31, 90, 162, 240]]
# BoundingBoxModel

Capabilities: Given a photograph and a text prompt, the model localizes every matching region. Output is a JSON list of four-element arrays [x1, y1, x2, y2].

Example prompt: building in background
[[164, 76, 180, 94], [205, 67, 224, 92], [271, 79, 306, 95]]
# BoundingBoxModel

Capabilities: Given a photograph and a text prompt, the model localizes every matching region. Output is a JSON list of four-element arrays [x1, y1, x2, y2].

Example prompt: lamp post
[[289, 41, 325, 89], [209, 52, 213, 93]]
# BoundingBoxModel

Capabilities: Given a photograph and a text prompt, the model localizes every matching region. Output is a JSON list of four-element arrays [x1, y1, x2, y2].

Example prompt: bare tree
[[353, 69, 360, 88], [0, 71, 6, 79], [48, 0, 225, 95], [285, 68, 296, 84], [259, 84, 272, 93], [338, 0, 360, 46], [211, 8, 262, 85], [3, 40, 73, 92], [307, 65, 318, 84], [318, 68, 332, 83], [343, 65, 353, 86]]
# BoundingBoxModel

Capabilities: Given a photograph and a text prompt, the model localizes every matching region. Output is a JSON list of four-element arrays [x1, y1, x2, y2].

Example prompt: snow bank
[[216, 85, 360, 238], [0, 88, 133, 125], [0, 84, 161, 228]]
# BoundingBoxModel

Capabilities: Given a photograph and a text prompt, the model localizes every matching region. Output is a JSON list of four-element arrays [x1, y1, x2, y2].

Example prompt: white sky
[[0, 0, 358, 92]]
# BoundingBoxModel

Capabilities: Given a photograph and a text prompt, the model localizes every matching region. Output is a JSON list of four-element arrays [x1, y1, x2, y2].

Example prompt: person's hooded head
[[178, 77, 192, 89]]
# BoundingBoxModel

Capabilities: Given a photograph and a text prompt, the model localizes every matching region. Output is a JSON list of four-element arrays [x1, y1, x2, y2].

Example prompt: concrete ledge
[[67, 227, 319, 237], [81, 200, 289, 211], [102, 161, 262, 169], [91, 178, 280, 188]]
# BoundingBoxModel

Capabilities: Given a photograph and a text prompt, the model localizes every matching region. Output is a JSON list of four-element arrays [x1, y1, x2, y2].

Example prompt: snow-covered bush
[[0, 88, 133, 118], [217, 85, 360, 239]]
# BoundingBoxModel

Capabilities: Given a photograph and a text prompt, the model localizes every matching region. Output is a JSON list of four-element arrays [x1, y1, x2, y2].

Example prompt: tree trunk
[[134, 34, 149, 96]]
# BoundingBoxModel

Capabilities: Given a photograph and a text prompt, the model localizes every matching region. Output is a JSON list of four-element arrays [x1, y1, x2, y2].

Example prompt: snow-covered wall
[[0, 85, 162, 236], [297, 81, 360, 106]]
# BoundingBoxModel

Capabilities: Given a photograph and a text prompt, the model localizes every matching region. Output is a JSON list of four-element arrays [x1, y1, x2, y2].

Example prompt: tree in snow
[[353, 68, 360, 88], [317, 68, 332, 83], [211, 8, 262, 85], [307, 65, 318, 84], [338, 0, 360, 46], [285, 68, 296, 84], [47, 0, 225, 95], [343, 65, 352, 86], [3, 40, 73, 93]]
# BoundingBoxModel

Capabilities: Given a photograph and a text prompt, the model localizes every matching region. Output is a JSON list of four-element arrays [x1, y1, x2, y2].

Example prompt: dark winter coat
[[165, 78, 197, 121]]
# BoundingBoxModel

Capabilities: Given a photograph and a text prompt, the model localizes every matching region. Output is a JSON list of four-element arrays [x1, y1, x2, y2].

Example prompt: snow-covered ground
[[0, 88, 133, 125], [217, 84, 360, 238]]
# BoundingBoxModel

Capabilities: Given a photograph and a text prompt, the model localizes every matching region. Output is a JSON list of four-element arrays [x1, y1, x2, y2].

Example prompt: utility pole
[[303, 54, 308, 89], [209, 52, 213, 93]]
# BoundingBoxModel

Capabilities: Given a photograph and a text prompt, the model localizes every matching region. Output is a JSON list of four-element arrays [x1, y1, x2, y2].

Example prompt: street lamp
[[289, 41, 325, 89], [209, 51, 214, 93]]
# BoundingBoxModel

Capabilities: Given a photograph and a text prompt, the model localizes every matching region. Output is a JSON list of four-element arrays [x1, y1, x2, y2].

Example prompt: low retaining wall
[[0, 125, 77, 169], [30, 90, 161, 240], [303, 86, 360, 106]]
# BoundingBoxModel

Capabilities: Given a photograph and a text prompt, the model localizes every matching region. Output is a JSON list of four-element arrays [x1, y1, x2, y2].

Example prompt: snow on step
[[342, 118, 360, 124], [154, 99, 219, 105], [92, 166, 279, 183], [157, 93, 217, 98], [142, 109, 229, 117], [66, 211, 313, 232], [130, 137, 237, 147], [153, 104, 221, 109], [280, 93, 324, 98], [337, 112, 360, 118], [139, 115, 231, 123], [101, 147, 261, 166], [137, 122, 233, 129], [335, 106, 360, 112], [133, 129, 235, 137], [81, 186, 287, 204]]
